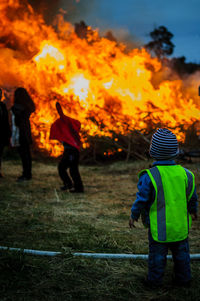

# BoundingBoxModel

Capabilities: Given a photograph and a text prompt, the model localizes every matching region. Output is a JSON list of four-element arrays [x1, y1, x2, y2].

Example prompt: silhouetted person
[[11, 87, 35, 181], [0, 88, 11, 177], [50, 102, 84, 193]]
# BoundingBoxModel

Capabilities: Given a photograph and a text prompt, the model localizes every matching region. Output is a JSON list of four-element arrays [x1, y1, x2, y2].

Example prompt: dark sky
[[28, 0, 200, 63]]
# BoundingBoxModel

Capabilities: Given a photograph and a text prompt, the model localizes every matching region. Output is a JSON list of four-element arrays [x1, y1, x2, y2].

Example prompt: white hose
[[0, 246, 61, 256], [0, 246, 200, 260], [74, 253, 152, 259]]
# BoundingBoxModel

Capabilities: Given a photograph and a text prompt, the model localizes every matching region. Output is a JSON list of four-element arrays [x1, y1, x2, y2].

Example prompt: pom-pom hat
[[149, 128, 179, 160]]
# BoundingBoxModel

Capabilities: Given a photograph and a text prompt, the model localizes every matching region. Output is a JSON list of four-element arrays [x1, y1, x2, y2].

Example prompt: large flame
[[0, 0, 200, 156]]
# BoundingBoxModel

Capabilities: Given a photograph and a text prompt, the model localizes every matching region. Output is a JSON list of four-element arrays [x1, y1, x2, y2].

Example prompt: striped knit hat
[[149, 128, 179, 160]]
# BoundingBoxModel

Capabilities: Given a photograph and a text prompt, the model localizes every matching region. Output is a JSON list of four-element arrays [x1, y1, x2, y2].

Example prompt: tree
[[145, 26, 175, 59], [171, 56, 200, 75]]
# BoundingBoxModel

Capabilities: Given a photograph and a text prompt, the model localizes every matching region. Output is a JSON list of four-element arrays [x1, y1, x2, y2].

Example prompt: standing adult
[[0, 88, 11, 177], [50, 102, 84, 193], [11, 87, 35, 181]]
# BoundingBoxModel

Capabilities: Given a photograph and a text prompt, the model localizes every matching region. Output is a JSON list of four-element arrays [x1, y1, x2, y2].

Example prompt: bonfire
[[0, 0, 200, 159]]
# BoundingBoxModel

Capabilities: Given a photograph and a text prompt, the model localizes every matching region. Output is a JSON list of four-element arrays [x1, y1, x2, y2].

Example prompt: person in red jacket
[[50, 102, 84, 193]]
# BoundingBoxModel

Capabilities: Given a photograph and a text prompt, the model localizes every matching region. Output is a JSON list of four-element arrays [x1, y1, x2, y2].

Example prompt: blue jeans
[[148, 231, 191, 285]]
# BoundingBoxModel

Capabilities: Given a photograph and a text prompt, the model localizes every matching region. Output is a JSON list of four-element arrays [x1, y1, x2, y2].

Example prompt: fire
[[34, 43, 65, 69], [0, 0, 200, 156], [60, 74, 90, 105]]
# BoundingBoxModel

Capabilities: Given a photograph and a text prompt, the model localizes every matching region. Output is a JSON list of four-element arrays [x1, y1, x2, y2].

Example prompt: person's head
[[14, 87, 35, 114], [149, 128, 179, 160], [14, 87, 30, 104]]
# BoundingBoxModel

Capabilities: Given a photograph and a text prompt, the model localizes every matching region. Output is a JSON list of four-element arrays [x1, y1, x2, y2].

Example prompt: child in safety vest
[[129, 128, 198, 287]]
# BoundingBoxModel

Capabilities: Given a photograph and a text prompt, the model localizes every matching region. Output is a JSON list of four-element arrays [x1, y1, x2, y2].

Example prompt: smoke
[[27, 0, 95, 24], [27, 0, 62, 23], [103, 27, 141, 49], [26, 0, 141, 48]]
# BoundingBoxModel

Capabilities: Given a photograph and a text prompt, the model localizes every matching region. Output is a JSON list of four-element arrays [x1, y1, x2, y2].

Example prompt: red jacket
[[50, 115, 81, 150]]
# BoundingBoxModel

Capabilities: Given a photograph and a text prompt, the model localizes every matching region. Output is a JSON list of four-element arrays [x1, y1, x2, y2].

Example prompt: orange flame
[[0, 0, 200, 156]]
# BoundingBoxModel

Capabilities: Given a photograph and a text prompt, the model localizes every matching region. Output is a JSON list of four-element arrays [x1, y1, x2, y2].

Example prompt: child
[[129, 128, 198, 287], [50, 102, 84, 193]]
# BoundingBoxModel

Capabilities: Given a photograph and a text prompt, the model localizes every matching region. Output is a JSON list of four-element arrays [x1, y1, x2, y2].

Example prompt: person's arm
[[11, 103, 25, 127], [56, 102, 64, 119], [2, 103, 11, 139], [129, 172, 152, 228], [188, 187, 198, 221]]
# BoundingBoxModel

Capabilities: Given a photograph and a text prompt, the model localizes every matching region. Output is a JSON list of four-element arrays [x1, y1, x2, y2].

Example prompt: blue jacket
[[131, 160, 198, 227]]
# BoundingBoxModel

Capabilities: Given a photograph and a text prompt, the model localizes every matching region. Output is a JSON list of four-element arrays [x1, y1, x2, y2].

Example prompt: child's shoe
[[143, 278, 162, 289], [172, 278, 191, 287], [60, 183, 73, 191], [69, 188, 84, 193]]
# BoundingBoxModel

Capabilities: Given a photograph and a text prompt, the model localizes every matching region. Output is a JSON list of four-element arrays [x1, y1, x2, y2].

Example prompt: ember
[[0, 0, 200, 157]]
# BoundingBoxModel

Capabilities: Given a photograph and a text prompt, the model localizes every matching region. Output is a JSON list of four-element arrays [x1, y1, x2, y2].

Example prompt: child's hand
[[129, 217, 137, 228], [191, 213, 198, 221]]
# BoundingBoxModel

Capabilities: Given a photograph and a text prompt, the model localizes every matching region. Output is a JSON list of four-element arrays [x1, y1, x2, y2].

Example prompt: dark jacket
[[0, 102, 11, 145], [12, 102, 35, 144]]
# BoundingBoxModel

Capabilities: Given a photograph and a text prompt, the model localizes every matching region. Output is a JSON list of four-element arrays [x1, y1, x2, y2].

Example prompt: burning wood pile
[[0, 0, 200, 161]]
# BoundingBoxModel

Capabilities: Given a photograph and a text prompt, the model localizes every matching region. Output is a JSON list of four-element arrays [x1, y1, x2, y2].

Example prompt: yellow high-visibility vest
[[139, 165, 195, 242]]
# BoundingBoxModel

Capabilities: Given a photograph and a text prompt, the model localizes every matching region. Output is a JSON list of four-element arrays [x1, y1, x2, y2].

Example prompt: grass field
[[0, 157, 200, 301]]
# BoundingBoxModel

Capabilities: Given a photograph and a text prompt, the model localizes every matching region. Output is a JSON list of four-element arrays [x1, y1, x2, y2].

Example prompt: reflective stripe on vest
[[147, 166, 195, 242], [149, 167, 166, 241]]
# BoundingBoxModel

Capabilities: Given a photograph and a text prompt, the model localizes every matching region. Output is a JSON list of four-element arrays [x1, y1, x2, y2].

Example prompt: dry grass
[[0, 158, 200, 300]]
